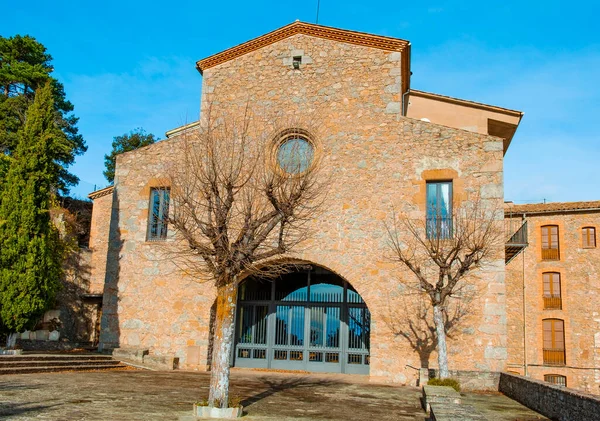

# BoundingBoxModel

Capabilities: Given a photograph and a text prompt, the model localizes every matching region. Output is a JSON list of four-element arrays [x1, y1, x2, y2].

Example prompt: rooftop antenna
[[316, 0, 320, 24]]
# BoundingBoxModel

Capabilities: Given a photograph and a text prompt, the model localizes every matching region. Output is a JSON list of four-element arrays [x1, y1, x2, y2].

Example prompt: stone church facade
[[89, 22, 526, 384]]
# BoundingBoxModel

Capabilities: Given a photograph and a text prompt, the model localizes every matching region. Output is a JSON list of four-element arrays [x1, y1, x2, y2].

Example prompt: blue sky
[[3, 1, 599, 202]]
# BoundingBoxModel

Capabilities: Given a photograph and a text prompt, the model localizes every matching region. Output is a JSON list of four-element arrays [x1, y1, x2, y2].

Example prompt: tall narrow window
[[543, 319, 565, 366], [147, 187, 170, 241], [541, 225, 560, 260], [542, 272, 562, 310], [582, 227, 596, 248], [426, 181, 452, 239]]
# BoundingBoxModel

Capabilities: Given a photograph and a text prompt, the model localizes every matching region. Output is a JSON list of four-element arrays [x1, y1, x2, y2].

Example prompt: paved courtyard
[[0, 369, 547, 420]]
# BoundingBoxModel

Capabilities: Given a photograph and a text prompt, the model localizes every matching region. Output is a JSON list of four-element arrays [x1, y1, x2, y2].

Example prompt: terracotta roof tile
[[504, 201, 600, 215], [88, 185, 114, 200]]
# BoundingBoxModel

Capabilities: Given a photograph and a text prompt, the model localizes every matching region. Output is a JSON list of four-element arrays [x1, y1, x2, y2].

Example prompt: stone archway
[[233, 264, 370, 374]]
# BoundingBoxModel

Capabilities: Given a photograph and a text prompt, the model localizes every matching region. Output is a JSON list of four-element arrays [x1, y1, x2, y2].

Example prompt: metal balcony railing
[[543, 349, 565, 366], [426, 216, 452, 239], [505, 220, 528, 264], [543, 295, 562, 310], [542, 247, 560, 261]]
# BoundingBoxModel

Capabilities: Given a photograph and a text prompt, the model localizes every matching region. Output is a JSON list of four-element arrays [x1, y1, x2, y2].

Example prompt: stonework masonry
[[505, 205, 600, 394], [89, 23, 513, 385]]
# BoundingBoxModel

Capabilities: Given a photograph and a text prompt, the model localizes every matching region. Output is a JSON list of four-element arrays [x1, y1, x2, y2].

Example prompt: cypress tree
[[0, 82, 63, 342]]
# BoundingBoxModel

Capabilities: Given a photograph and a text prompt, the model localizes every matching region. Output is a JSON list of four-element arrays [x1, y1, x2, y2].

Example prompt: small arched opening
[[233, 264, 370, 374]]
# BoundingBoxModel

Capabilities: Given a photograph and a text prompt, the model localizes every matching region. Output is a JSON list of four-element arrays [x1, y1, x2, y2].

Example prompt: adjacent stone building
[[87, 21, 552, 385], [505, 201, 600, 394]]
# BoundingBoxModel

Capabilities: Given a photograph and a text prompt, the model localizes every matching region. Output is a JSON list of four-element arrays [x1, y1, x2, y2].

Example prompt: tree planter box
[[193, 404, 243, 419], [422, 385, 461, 413]]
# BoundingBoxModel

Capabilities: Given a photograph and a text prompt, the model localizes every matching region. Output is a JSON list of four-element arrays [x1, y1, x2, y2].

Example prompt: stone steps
[[0, 364, 128, 375], [0, 359, 122, 368], [0, 353, 129, 375], [2, 354, 113, 362]]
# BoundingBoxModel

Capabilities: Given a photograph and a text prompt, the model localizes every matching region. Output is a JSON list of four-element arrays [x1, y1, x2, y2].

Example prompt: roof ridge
[[504, 200, 600, 214], [196, 21, 410, 74]]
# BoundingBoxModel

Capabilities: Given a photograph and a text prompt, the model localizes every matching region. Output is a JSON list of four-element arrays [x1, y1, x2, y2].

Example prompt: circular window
[[276, 136, 314, 174]]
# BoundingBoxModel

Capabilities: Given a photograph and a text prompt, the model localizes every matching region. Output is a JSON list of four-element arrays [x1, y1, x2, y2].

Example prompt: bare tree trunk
[[6, 332, 18, 349], [433, 305, 449, 379], [208, 281, 238, 408]]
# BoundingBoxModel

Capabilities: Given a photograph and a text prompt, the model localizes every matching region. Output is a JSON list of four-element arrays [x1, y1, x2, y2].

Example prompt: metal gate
[[234, 267, 370, 374]]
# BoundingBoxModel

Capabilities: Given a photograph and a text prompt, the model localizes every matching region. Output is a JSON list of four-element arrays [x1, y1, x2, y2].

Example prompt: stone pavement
[[0, 369, 547, 420]]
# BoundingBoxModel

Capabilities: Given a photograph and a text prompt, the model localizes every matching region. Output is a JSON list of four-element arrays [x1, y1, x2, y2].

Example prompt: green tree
[[0, 34, 86, 193], [103, 128, 156, 183], [0, 82, 63, 346]]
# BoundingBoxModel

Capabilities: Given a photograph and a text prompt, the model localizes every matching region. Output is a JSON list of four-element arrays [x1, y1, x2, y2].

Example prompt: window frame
[[541, 225, 560, 260], [425, 180, 453, 239], [582, 226, 596, 248], [146, 187, 170, 242], [542, 272, 562, 310], [544, 374, 567, 387], [542, 318, 565, 366]]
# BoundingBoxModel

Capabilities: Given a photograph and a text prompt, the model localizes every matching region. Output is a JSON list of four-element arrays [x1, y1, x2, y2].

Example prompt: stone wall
[[94, 32, 508, 382], [89, 190, 114, 295], [499, 372, 600, 421], [505, 210, 600, 394]]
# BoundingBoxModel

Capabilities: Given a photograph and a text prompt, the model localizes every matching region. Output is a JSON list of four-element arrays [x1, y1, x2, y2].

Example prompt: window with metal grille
[[544, 374, 567, 387], [542, 272, 562, 310], [543, 319, 565, 366], [582, 227, 596, 248], [426, 181, 452, 239], [541, 225, 560, 260], [147, 187, 170, 241]]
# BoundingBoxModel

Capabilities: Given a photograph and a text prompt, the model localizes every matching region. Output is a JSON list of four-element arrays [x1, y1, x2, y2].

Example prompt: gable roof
[[409, 89, 523, 117], [88, 185, 114, 200], [505, 201, 600, 216], [196, 21, 412, 92]]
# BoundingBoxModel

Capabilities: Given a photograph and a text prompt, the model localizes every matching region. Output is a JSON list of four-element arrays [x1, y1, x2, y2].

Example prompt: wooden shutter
[[543, 319, 565, 349], [553, 320, 565, 350], [550, 226, 558, 249], [583, 227, 596, 248], [543, 273, 551, 296], [541, 226, 549, 249]]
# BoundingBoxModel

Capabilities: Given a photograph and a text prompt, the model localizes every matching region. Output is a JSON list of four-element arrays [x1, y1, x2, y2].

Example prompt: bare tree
[[386, 198, 503, 378], [163, 106, 325, 408], [383, 289, 473, 369]]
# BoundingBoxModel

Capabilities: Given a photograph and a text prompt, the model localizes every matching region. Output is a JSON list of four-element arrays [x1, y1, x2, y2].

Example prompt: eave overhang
[[88, 185, 114, 200]]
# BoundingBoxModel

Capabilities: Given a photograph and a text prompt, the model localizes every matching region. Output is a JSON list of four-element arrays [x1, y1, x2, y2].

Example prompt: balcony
[[542, 247, 560, 261], [543, 295, 562, 310], [426, 216, 452, 240], [505, 220, 528, 264], [543, 349, 565, 366]]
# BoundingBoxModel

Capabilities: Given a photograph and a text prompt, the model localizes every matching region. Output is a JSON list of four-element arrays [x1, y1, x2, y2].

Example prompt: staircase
[[0, 353, 129, 375]]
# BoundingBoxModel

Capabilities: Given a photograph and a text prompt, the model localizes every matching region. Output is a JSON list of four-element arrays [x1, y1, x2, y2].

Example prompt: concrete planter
[[193, 404, 243, 419]]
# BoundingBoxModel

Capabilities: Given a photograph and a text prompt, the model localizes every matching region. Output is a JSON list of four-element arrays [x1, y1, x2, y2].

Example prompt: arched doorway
[[233, 265, 370, 374]]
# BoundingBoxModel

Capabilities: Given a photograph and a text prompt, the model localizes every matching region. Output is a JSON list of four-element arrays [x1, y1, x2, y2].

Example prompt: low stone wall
[[499, 372, 600, 421], [421, 369, 500, 391], [422, 385, 461, 413], [16, 339, 94, 352], [429, 403, 487, 421], [112, 348, 179, 370]]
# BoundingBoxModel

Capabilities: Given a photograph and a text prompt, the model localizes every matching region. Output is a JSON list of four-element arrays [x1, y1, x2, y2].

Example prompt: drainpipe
[[522, 213, 528, 376], [401, 89, 411, 116]]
